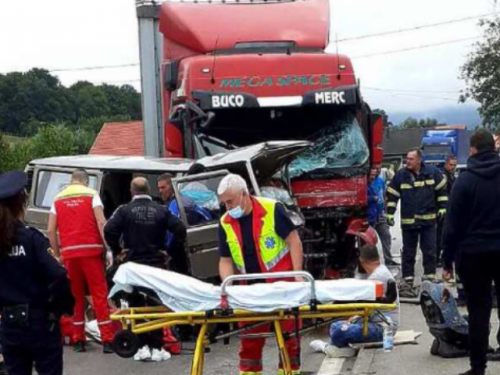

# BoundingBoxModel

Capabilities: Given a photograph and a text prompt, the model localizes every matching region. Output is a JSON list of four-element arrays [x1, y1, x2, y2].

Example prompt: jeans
[[402, 225, 437, 278], [374, 217, 394, 263], [330, 320, 384, 348]]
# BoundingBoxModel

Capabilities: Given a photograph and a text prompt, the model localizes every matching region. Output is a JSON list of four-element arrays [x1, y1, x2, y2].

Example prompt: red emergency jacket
[[53, 184, 104, 260]]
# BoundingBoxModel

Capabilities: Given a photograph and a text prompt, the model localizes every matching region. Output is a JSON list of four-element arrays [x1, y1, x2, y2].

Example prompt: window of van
[[35, 171, 98, 209]]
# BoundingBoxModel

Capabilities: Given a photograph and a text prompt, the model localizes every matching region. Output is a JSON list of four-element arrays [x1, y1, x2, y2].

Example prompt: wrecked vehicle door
[[172, 141, 311, 280], [171, 170, 229, 281], [198, 140, 311, 226]]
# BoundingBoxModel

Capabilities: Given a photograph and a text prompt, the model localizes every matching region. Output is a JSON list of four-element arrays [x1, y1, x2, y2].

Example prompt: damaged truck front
[[156, 0, 384, 278]]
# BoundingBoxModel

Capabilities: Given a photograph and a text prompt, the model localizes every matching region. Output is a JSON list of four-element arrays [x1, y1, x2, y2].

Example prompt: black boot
[[103, 342, 114, 354], [487, 347, 500, 361], [74, 341, 86, 353]]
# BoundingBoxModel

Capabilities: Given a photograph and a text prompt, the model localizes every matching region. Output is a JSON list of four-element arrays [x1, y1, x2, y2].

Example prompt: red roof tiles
[[89, 121, 144, 156]]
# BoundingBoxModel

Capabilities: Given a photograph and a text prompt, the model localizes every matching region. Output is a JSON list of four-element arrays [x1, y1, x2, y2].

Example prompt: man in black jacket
[[105, 177, 187, 271], [105, 177, 187, 361], [443, 130, 500, 375]]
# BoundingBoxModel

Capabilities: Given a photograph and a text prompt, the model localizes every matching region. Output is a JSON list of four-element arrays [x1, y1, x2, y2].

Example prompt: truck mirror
[[199, 112, 215, 129], [164, 61, 179, 91], [369, 113, 384, 165]]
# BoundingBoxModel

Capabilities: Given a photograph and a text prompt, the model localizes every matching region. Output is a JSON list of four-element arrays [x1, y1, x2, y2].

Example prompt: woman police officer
[[0, 171, 74, 375]]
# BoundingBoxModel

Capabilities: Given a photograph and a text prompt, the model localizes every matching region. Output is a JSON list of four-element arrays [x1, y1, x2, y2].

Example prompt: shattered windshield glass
[[199, 106, 369, 178], [289, 115, 369, 179]]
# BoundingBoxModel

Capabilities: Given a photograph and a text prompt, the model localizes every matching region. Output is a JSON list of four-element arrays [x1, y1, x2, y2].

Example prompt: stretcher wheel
[[113, 330, 140, 358]]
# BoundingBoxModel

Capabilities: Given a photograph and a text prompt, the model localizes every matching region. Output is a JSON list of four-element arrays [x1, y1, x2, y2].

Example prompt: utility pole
[[136, 0, 164, 157]]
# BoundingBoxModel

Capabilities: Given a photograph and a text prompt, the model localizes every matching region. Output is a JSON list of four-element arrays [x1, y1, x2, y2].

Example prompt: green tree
[[101, 84, 142, 120], [0, 124, 96, 173], [461, 17, 500, 130], [399, 117, 419, 128], [69, 81, 111, 121], [0, 69, 74, 134], [0, 69, 142, 136], [398, 117, 442, 129]]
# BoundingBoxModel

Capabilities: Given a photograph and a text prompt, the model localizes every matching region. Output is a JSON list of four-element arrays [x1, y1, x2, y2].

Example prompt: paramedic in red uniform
[[217, 174, 304, 375], [47, 169, 114, 354]]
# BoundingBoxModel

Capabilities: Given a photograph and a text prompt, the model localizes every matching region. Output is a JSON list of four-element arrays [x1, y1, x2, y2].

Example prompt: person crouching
[[329, 244, 400, 347]]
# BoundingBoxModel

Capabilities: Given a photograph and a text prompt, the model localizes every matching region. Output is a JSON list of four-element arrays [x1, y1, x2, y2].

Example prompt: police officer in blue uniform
[[0, 171, 74, 375]]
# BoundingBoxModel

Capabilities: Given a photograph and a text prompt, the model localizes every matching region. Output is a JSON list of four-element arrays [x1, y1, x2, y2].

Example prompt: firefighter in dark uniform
[[0, 171, 74, 375], [386, 149, 448, 297]]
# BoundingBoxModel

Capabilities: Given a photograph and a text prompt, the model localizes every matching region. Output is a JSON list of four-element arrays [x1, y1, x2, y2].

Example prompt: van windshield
[[35, 170, 98, 208]]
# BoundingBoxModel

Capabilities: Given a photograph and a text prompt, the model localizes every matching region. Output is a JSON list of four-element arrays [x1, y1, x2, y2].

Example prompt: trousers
[[127, 292, 164, 349], [457, 251, 500, 371], [329, 320, 384, 348], [374, 218, 394, 263], [64, 256, 114, 343], [402, 225, 436, 278], [1, 317, 62, 375], [239, 320, 301, 375]]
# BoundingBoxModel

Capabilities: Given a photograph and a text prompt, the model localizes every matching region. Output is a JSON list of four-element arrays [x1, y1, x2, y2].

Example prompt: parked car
[[24, 141, 310, 281]]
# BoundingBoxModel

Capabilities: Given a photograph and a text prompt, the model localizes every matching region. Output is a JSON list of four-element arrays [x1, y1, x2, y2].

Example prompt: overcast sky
[[0, 0, 497, 114]]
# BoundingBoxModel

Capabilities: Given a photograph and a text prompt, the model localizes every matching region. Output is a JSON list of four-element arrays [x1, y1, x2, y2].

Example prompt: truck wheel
[[113, 330, 140, 358]]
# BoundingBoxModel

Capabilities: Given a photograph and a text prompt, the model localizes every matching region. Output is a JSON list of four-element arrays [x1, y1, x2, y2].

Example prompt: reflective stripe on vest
[[221, 197, 289, 274], [54, 184, 103, 256]]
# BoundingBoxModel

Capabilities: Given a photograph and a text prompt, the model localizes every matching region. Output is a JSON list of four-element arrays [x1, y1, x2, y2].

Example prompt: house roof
[[383, 127, 426, 156], [89, 121, 144, 156]]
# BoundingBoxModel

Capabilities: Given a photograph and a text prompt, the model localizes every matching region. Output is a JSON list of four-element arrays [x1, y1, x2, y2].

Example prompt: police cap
[[0, 171, 28, 200]]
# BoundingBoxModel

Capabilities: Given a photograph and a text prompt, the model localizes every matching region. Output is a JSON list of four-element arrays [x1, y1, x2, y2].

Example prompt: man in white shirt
[[329, 244, 400, 347]]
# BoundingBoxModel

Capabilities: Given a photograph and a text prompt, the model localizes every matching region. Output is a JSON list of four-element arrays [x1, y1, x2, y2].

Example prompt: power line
[[364, 86, 463, 95], [351, 36, 481, 59], [49, 63, 139, 73], [91, 78, 141, 85], [338, 11, 499, 43], [364, 89, 460, 102]]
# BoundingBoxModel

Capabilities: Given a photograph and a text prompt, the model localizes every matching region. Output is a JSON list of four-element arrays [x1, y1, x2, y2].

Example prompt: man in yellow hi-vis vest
[[218, 174, 303, 375]]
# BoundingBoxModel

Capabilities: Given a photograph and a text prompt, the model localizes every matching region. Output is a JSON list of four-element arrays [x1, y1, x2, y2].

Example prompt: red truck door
[[369, 113, 384, 165]]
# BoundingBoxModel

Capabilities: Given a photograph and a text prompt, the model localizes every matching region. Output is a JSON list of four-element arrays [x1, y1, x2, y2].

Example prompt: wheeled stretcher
[[110, 264, 397, 375]]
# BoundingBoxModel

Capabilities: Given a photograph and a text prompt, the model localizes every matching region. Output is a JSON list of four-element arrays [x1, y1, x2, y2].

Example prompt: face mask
[[228, 194, 246, 219]]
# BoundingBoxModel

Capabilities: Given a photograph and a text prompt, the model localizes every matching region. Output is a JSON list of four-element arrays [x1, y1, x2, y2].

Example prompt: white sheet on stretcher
[[110, 263, 380, 313]]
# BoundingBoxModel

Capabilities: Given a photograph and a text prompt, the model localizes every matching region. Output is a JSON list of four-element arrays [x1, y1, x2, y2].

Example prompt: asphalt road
[[370, 211, 500, 375], [62, 211, 500, 375], [64, 330, 329, 375]]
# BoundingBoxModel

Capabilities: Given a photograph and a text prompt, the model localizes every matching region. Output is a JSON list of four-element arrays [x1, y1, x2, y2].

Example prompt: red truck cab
[[159, 0, 383, 278]]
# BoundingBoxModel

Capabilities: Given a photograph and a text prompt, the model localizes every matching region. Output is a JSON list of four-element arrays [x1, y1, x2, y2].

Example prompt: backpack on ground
[[420, 281, 469, 358]]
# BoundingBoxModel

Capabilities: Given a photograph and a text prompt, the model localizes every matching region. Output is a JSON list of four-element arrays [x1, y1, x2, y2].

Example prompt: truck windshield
[[199, 106, 369, 178], [289, 115, 369, 179]]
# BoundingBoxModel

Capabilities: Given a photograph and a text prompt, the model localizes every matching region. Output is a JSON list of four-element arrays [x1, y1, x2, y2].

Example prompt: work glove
[[386, 215, 395, 227], [437, 209, 446, 221]]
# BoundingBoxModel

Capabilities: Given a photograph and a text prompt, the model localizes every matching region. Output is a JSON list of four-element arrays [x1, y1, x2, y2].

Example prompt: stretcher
[[110, 267, 397, 375]]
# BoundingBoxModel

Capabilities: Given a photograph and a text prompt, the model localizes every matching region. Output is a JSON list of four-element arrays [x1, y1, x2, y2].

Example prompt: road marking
[[352, 348, 376, 375], [317, 357, 345, 375]]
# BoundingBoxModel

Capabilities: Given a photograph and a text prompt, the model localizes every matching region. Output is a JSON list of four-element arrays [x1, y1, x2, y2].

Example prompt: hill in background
[[390, 105, 481, 128]]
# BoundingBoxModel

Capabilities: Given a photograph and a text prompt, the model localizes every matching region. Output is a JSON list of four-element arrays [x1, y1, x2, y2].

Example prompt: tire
[[113, 330, 140, 358]]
